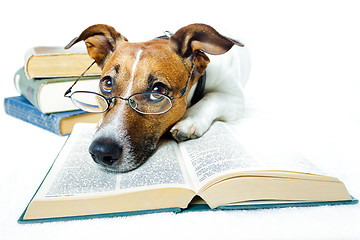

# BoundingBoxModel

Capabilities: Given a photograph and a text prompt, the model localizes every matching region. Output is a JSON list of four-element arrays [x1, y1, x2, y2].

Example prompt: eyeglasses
[[64, 60, 195, 114]]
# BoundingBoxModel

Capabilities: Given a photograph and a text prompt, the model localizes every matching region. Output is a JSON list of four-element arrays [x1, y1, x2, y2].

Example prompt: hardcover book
[[4, 96, 102, 136], [18, 121, 357, 223], [14, 67, 100, 114], [25, 46, 101, 78]]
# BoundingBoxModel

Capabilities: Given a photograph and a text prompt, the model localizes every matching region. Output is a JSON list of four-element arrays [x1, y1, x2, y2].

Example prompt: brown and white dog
[[65, 23, 250, 172]]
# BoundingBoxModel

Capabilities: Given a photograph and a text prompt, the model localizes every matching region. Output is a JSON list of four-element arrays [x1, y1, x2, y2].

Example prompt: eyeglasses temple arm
[[179, 78, 189, 97], [172, 59, 196, 99], [64, 60, 97, 97]]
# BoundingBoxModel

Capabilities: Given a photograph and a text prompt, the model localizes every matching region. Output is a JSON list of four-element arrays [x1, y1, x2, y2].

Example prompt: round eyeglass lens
[[128, 92, 172, 114], [71, 92, 108, 113]]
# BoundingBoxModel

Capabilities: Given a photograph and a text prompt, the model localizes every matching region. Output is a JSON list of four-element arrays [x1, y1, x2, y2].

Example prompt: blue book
[[4, 96, 102, 136], [17, 122, 357, 223]]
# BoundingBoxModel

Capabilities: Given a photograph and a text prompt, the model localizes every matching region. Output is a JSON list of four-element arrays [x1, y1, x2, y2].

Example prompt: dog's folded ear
[[170, 24, 244, 76], [65, 24, 127, 69]]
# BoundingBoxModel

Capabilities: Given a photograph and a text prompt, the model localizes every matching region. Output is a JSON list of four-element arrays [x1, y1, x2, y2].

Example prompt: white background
[[1, 0, 360, 239]]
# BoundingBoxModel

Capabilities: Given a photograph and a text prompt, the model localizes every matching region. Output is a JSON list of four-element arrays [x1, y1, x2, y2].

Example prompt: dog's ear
[[170, 23, 244, 76], [65, 24, 128, 69]]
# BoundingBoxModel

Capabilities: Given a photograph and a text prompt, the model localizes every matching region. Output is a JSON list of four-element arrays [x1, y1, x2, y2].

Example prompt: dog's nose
[[89, 138, 122, 166]]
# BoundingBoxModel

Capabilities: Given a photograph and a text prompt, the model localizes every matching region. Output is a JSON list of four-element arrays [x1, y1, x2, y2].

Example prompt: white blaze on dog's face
[[89, 41, 189, 172], [65, 24, 243, 172]]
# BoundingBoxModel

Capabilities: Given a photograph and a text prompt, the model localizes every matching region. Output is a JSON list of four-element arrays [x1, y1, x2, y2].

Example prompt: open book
[[19, 121, 357, 222]]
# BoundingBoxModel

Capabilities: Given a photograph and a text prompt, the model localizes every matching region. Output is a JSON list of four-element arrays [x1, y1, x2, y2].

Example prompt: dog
[[65, 23, 250, 173]]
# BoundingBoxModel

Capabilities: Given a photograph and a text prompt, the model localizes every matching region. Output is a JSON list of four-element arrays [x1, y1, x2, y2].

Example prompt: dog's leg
[[170, 45, 249, 141], [170, 90, 245, 141]]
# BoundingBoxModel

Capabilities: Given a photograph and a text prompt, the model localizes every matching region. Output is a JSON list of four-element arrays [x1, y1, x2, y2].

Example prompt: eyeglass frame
[[64, 58, 196, 115]]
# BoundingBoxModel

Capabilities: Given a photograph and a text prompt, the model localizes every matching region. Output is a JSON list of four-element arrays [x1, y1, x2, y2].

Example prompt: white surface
[[1, 0, 360, 239]]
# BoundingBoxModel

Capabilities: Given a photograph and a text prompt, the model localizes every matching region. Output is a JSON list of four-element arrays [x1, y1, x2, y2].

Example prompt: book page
[[115, 139, 193, 190], [226, 119, 324, 175], [36, 123, 192, 199], [178, 121, 324, 192], [179, 121, 259, 190]]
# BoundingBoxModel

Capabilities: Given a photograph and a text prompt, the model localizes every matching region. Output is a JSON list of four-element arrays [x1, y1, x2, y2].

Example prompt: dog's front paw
[[170, 118, 211, 141]]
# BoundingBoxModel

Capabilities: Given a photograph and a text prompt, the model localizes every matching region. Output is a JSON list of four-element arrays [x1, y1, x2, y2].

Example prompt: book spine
[[14, 68, 43, 111], [4, 97, 62, 135], [24, 48, 35, 79]]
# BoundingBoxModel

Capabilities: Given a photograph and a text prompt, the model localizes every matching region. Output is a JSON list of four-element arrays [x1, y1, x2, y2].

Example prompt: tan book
[[19, 121, 356, 223], [25, 46, 101, 78]]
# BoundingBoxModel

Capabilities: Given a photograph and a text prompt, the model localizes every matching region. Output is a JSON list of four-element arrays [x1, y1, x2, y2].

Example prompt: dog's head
[[66, 23, 243, 172]]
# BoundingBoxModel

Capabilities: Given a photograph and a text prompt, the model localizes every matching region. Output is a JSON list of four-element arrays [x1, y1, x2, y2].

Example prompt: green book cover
[[14, 67, 100, 114]]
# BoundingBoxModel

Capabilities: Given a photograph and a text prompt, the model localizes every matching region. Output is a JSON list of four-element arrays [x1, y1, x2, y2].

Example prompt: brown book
[[25, 46, 101, 78]]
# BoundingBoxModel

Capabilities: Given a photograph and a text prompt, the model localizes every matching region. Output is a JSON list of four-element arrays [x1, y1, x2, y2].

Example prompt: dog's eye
[[151, 82, 168, 95], [100, 76, 114, 94]]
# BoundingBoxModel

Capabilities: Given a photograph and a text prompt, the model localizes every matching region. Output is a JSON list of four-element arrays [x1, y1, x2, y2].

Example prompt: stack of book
[[4, 46, 103, 135]]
